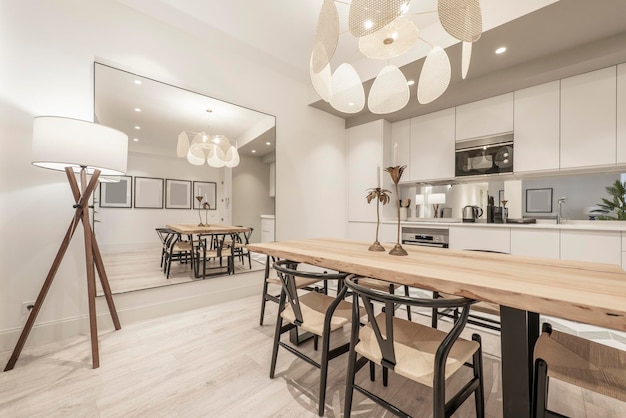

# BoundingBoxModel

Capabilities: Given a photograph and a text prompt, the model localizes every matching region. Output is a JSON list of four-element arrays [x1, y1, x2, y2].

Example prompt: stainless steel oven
[[401, 227, 449, 248]]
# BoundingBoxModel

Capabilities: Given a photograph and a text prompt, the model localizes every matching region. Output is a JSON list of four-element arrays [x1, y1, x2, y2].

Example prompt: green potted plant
[[593, 179, 626, 220]]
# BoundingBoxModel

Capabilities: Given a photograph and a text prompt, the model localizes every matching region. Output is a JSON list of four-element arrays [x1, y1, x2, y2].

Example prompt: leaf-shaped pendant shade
[[310, 55, 332, 102], [206, 144, 226, 168], [187, 145, 205, 166], [177, 132, 189, 157], [224, 146, 240, 168], [359, 17, 419, 60], [368, 65, 409, 114], [330, 63, 365, 113], [438, 0, 482, 42], [349, 0, 411, 37], [461, 41, 472, 79], [311, 0, 339, 74], [417, 46, 451, 104]]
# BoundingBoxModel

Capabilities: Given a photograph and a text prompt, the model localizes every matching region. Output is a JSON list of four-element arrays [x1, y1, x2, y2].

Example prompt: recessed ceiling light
[[134, 80, 142, 85], [133, 138, 139, 142], [251, 150, 256, 153], [134, 108, 141, 112], [265, 142, 271, 146], [495, 46, 507, 54], [134, 126, 141, 130], [407, 80, 415, 86]]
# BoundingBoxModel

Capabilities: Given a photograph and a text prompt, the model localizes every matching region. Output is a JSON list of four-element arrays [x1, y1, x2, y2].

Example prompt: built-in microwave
[[455, 133, 513, 177]]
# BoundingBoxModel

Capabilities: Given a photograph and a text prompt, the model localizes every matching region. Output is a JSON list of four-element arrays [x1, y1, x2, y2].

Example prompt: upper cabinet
[[347, 120, 390, 222], [560, 66, 617, 168], [617, 63, 626, 164], [455, 93, 514, 141], [409, 108, 456, 182], [514, 81, 560, 173], [391, 119, 410, 169]]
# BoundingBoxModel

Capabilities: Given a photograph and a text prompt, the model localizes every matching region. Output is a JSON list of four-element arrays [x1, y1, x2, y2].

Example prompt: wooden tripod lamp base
[[4, 117, 128, 372]]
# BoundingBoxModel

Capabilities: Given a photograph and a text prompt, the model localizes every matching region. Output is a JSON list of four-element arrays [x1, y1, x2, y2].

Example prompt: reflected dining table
[[167, 224, 251, 278], [247, 237, 626, 418]]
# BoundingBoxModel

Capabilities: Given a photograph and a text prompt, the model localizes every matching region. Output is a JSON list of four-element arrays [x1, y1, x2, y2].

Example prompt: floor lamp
[[4, 116, 128, 371]]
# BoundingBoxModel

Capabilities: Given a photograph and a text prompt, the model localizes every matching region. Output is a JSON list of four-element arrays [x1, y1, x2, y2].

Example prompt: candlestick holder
[[385, 165, 408, 256], [202, 202, 211, 226], [366, 187, 391, 251]]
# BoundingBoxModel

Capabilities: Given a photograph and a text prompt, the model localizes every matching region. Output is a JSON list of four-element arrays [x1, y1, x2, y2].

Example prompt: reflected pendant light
[[187, 133, 206, 165], [461, 41, 472, 79], [437, 0, 482, 42], [368, 65, 409, 114], [177, 132, 189, 157], [417, 46, 451, 104], [348, 0, 411, 37], [206, 144, 226, 168], [330, 63, 365, 113], [310, 58, 332, 102], [224, 146, 240, 168], [358, 17, 420, 60], [311, 0, 340, 74]]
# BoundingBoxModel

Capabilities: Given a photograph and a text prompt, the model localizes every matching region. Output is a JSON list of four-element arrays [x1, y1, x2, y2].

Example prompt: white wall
[[0, 0, 346, 350]]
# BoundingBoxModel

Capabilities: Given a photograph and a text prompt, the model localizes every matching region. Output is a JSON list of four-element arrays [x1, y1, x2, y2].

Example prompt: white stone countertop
[[373, 218, 626, 232]]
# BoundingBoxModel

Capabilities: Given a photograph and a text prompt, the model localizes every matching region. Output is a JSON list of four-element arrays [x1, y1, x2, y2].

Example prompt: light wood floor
[[1, 277, 625, 417]]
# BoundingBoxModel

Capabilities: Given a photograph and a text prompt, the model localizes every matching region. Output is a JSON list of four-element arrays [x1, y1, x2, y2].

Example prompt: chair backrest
[[344, 275, 477, 372], [156, 227, 175, 245], [273, 259, 347, 325]]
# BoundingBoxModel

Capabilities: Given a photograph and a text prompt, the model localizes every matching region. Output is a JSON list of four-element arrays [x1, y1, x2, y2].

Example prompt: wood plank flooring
[[2, 271, 625, 417]]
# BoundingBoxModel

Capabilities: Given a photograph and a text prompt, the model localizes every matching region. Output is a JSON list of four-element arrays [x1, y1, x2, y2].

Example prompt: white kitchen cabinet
[[617, 63, 626, 164], [513, 81, 560, 173], [449, 226, 511, 253], [560, 66, 617, 168], [409, 108, 455, 182], [261, 217, 275, 242], [348, 222, 395, 244], [560, 230, 621, 265], [391, 119, 410, 169], [269, 162, 275, 197], [455, 93, 514, 141], [347, 120, 389, 222], [510, 229, 559, 258]]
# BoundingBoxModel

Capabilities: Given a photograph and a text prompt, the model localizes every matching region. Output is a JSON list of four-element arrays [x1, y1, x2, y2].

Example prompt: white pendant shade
[[349, 0, 410, 37], [207, 144, 226, 167], [310, 57, 332, 102], [179, 131, 239, 168], [187, 143, 205, 165], [177, 132, 189, 157], [311, 0, 339, 74], [462, 41, 472, 79], [359, 18, 419, 60], [368, 65, 409, 114], [438, 0, 482, 42], [330, 63, 365, 113], [417, 46, 451, 104], [224, 146, 240, 168]]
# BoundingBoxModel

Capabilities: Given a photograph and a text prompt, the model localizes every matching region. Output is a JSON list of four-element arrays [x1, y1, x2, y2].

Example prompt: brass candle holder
[[202, 202, 211, 226], [385, 165, 408, 256], [366, 187, 391, 251], [195, 196, 205, 226]]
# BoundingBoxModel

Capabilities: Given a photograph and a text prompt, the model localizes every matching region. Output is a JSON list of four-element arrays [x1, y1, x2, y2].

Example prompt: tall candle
[[377, 166, 381, 188], [393, 143, 398, 166]]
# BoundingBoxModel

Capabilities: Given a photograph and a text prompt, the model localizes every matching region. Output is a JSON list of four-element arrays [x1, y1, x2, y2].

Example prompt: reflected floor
[[97, 245, 265, 295]]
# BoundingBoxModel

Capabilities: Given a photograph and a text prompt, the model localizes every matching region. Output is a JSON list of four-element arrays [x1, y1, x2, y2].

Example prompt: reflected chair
[[232, 227, 253, 269], [156, 227, 175, 268], [532, 322, 626, 418], [163, 233, 192, 279], [270, 259, 351, 416], [193, 233, 234, 277], [259, 255, 327, 325], [343, 275, 485, 418]]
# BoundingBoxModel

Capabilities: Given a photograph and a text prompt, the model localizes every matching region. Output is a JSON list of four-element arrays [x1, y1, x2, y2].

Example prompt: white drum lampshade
[[32, 116, 128, 175]]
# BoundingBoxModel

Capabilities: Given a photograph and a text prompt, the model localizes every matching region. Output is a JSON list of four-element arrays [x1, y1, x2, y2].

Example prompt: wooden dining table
[[167, 224, 251, 278], [247, 237, 626, 418]]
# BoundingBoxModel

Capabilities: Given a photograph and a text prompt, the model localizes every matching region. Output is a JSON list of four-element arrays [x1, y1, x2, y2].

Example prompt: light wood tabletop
[[167, 224, 251, 235], [248, 237, 626, 331]]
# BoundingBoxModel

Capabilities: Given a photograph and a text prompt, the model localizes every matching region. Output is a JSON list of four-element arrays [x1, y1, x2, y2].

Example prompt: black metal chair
[[343, 275, 485, 418], [270, 259, 350, 416], [232, 227, 253, 269], [162, 232, 192, 278], [259, 255, 327, 325], [532, 322, 626, 418], [193, 233, 234, 277]]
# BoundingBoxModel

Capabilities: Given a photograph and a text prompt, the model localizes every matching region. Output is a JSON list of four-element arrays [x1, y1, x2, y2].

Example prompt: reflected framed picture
[[526, 188, 553, 213], [165, 179, 191, 209], [99, 175, 132, 208], [193, 181, 217, 210], [134, 177, 164, 209]]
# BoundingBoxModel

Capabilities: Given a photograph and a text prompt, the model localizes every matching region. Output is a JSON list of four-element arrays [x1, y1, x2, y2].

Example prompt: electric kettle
[[462, 205, 483, 223]]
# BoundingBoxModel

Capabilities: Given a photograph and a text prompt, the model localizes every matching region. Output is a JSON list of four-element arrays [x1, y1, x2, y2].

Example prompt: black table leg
[[500, 306, 540, 418]]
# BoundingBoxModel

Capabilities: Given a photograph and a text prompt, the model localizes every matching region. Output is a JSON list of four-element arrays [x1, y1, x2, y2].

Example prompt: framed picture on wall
[[99, 175, 132, 208], [193, 181, 217, 210], [134, 177, 164, 209], [165, 179, 192, 209], [526, 188, 553, 213]]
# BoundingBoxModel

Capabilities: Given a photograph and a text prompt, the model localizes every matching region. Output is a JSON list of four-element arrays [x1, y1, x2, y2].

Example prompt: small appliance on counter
[[486, 195, 495, 223], [462, 205, 483, 222]]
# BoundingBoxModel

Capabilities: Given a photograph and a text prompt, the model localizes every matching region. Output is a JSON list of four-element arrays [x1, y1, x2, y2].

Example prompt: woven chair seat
[[356, 313, 479, 387], [534, 328, 626, 402], [173, 241, 191, 252], [281, 292, 352, 336], [266, 274, 321, 289]]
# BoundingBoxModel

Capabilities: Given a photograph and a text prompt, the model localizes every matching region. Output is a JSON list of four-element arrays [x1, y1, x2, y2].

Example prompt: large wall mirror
[[94, 62, 276, 294]]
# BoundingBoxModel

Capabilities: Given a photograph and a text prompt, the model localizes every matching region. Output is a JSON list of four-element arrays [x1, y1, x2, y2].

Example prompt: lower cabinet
[[347, 222, 396, 245], [261, 217, 275, 242], [560, 230, 621, 265], [449, 226, 511, 253], [510, 229, 560, 258]]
